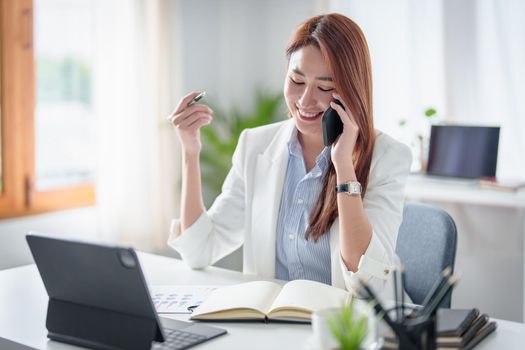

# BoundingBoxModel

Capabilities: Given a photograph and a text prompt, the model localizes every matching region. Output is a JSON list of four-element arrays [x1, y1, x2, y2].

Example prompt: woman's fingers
[[330, 101, 350, 124], [170, 91, 202, 117], [332, 93, 350, 113], [168, 92, 210, 155], [177, 111, 212, 128], [171, 104, 213, 126], [187, 115, 212, 131], [331, 93, 356, 126]]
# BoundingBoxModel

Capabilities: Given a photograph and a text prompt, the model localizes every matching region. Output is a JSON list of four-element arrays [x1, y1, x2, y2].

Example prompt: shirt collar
[[287, 128, 303, 158], [287, 127, 331, 176], [313, 146, 330, 176]]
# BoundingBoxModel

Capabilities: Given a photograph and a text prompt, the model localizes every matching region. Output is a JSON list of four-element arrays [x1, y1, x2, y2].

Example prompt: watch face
[[336, 181, 361, 194], [350, 182, 362, 194]]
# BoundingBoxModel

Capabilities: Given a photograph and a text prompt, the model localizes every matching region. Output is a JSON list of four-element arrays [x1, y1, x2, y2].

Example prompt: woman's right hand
[[168, 91, 213, 157]]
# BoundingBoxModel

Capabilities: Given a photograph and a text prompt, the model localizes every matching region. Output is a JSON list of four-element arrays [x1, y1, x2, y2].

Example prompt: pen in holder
[[358, 265, 458, 350]]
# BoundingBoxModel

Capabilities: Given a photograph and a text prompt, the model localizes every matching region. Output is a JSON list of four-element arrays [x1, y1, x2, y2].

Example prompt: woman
[[168, 13, 411, 297]]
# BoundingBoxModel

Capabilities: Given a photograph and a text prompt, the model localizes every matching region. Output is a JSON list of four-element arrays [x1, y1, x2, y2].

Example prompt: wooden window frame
[[0, 0, 95, 219]]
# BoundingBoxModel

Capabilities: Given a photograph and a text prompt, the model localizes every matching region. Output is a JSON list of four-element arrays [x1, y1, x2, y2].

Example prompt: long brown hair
[[285, 14, 375, 241]]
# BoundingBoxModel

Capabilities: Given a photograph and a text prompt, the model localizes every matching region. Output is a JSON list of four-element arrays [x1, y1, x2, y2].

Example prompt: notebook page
[[192, 281, 282, 317], [269, 279, 350, 314]]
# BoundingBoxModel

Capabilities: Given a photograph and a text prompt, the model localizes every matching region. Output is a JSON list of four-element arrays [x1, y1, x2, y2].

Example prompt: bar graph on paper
[[149, 285, 218, 314]]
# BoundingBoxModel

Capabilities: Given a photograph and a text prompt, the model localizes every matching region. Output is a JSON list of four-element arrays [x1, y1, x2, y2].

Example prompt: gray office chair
[[395, 202, 457, 308]]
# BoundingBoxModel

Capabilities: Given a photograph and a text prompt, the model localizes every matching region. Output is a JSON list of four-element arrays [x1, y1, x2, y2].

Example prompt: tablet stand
[[46, 298, 163, 350]]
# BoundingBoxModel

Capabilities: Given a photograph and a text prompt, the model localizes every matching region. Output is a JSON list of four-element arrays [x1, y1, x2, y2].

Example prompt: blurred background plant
[[328, 300, 369, 350], [200, 90, 286, 206], [398, 107, 439, 172]]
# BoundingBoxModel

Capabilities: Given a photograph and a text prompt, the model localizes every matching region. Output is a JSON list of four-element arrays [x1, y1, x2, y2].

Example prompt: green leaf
[[327, 300, 368, 350], [424, 108, 437, 118]]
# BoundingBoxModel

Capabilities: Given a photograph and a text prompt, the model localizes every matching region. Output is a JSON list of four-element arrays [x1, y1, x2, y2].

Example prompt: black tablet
[[26, 233, 226, 350]]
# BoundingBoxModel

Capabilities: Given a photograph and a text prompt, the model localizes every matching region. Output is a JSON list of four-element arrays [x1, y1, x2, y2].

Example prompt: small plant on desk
[[399, 107, 439, 172], [328, 300, 368, 350]]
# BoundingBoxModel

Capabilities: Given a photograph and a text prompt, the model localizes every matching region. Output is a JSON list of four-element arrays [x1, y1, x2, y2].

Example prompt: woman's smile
[[297, 108, 324, 122]]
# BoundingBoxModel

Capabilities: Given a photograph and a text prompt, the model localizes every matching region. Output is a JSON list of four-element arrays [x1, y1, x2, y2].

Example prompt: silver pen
[[187, 91, 206, 106]]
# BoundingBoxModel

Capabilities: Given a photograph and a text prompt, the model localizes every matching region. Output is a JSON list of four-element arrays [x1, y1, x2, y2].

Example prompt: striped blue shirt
[[275, 128, 332, 285]]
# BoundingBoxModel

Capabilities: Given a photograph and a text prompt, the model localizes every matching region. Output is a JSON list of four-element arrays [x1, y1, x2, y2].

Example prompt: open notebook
[[190, 279, 350, 323]]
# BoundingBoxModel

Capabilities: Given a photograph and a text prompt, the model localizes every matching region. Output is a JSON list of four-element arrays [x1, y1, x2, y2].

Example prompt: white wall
[[176, 0, 329, 113], [0, 208, 99, 270]]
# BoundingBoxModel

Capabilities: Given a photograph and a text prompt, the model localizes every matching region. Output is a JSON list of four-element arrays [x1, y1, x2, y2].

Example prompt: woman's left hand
[[329, 93, 359, 173]]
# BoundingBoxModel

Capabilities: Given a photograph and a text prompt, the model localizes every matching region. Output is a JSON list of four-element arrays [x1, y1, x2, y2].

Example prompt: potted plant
[[199, 90, 285, 205], [399, 107, 438, 172], [327, 300, 370, 350]]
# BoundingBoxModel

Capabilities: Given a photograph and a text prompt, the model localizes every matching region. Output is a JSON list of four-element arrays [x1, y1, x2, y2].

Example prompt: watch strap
[[336, 183, 351, 193]]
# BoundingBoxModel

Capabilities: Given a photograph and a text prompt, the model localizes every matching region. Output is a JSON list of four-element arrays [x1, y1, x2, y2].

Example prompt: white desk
[[405, 174, 525, 208], [1, 252, 524, 349]]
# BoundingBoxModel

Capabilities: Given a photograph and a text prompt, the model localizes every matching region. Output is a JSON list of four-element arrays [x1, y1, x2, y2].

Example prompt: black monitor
[[427, 125, 500, 178]]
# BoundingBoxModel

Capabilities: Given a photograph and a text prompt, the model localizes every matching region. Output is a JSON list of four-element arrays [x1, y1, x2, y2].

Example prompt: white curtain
[[330, 0, 525, 179], [94, 0, 181, 252], [472, 0, 525, 179]]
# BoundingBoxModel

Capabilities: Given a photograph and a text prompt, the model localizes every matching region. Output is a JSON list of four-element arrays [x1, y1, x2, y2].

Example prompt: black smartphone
[[322, 100, 344, 146]]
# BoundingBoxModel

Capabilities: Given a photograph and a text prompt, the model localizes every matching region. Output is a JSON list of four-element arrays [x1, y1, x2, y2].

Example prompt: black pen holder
[[380, 307, 437, 350]]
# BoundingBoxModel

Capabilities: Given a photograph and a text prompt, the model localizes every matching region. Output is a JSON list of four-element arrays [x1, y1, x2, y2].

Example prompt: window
[[0, 0, 95, 219]]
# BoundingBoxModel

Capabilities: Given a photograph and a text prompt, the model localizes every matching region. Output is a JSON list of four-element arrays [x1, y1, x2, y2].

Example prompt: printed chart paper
[[150, 285, 218, 314]]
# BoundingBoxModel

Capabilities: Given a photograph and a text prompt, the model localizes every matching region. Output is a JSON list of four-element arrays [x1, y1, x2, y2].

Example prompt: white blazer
[[169, 119, 412, 300]]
